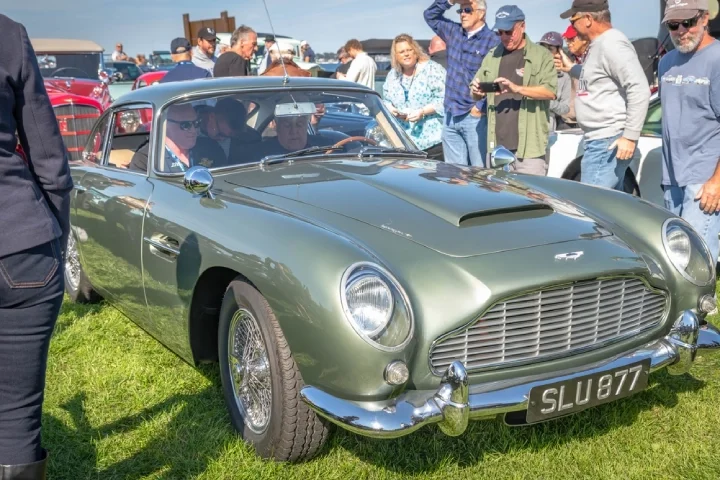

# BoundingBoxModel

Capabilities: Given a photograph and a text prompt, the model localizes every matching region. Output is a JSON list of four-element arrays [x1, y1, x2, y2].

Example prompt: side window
[[642, 101, 661, 136], [137, 80, 147, 89], [82, 112, 111, 164], [106, 107, 153, 170]]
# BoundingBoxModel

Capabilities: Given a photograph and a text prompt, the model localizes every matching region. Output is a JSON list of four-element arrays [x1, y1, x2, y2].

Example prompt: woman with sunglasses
[[382, 34, 447, 160]]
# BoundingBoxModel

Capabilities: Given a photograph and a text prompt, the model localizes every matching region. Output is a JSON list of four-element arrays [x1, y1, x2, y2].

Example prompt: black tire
[[218, 278, 330, 462], [64, 228, 102, 304]]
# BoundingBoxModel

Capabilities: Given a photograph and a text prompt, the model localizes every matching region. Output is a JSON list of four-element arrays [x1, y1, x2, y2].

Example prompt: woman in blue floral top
[[383, 34, 446, 159]]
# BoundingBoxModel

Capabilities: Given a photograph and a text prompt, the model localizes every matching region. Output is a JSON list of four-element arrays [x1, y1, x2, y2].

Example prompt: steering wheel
[[51, 67, 90, 78], [326, 136, 378, 154]]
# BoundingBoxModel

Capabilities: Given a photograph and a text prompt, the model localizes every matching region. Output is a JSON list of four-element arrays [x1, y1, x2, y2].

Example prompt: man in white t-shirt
[[343, 39, 377, 90]]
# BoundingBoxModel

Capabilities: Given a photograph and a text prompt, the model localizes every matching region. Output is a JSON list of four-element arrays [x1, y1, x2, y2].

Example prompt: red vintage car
[[31, 39, 112, 161], [132, 70, 168, 90]]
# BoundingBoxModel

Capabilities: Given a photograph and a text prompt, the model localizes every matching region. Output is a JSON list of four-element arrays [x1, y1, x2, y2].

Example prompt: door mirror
[[184, 166, 214, 199], [490, 146, 516, 170]]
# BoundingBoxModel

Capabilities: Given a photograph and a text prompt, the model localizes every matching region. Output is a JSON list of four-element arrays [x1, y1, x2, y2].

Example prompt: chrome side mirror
[[184, 166, 214, 199], [98, 68, 113, 85], [490, 146, 516, 171]]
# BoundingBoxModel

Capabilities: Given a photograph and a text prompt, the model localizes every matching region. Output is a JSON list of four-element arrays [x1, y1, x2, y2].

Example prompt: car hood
[[223, 159, 613, 257], [44, 77, 102, 98]]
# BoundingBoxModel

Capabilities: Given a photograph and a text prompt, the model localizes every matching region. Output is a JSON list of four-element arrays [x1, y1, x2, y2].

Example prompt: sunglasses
[[168, 119, 201, 131], [456, 7, 475, 14], [667, 14, 702, 31], [497, 29, 514, 37]]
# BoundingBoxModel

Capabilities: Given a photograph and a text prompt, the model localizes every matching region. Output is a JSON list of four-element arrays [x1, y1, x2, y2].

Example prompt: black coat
[[0, 14, 72, 257]]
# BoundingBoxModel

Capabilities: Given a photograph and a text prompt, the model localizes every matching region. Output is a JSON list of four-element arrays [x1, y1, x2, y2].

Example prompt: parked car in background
[[30, 39, 110, 161], [105, 60, 145, 100], [62, 76, 720, 462], [148, 50, 175, 71], [132, 70, 168, 90], [215, 32, 322, 76]]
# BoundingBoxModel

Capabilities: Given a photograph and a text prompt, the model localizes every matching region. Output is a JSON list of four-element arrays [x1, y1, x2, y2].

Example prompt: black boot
[[0, 450, 47, 480]]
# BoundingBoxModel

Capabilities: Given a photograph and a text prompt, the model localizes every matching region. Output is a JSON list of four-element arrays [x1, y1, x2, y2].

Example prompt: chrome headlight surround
[[662, 218, 715, 286], [340, 262, 414, 352]]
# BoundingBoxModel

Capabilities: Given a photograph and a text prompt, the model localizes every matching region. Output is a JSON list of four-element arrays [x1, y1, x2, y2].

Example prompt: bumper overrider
[[300, 311, 720, 439]]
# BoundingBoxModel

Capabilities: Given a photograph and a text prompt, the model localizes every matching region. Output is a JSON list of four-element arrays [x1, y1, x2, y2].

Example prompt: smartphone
[[476, 82, 502, 93]]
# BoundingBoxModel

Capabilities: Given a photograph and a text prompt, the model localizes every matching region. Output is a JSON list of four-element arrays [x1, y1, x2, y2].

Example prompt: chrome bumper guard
[[300, 312, 720, 439]]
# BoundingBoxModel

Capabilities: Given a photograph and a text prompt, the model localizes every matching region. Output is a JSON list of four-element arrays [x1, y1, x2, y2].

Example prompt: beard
[[671, 29, 704, 53]]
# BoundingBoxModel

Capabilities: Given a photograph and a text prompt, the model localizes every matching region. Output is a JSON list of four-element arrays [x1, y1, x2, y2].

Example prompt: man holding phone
[[471, 5, 557, 175]]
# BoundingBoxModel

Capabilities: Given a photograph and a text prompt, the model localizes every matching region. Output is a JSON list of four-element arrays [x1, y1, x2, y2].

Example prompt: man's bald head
[[428, 35, 446, 55]]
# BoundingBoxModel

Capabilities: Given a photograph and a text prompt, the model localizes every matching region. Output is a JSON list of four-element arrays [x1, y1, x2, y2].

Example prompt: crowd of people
[[0, 0, 719, 478]]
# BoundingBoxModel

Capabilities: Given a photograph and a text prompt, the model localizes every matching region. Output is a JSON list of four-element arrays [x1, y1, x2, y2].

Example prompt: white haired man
[[214, 25, 258, 78], [262, 42, 310, 77]]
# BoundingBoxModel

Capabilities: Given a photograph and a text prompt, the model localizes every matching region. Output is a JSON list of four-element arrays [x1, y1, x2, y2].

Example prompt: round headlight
[[662, 218, 715, 285], [345, 274, 393, 338], [341, 262, 414, 351]]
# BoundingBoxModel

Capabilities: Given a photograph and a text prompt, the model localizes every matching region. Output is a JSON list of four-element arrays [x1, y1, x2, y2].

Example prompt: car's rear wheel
[[64, 228, 102, 304], [218, 278, 330, 462]]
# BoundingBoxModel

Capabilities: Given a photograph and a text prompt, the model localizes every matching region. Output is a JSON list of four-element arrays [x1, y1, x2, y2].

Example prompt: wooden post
[[183, 13, 191, 44]]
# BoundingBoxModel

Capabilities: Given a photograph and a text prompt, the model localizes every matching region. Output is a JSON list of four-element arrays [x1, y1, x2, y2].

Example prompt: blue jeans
[[663, 184, 720, 262], [581, 133, 632, 190], [442, 111, 487, 167]]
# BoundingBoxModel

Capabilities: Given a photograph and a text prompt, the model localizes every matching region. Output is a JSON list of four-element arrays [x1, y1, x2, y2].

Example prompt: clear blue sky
[[6, 0, 661, 58]]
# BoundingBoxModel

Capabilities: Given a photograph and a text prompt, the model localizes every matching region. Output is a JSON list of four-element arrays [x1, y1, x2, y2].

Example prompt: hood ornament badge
[[555, 251, 584, 261]]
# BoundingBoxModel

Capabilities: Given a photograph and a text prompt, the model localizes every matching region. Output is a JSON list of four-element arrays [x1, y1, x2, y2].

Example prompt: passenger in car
[[197, 97, 261, 158], [129, 103, 226, 173], [251, 115, 327, 159]]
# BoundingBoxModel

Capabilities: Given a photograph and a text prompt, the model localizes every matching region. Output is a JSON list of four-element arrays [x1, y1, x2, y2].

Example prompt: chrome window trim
[[427, 274, 670, 376]]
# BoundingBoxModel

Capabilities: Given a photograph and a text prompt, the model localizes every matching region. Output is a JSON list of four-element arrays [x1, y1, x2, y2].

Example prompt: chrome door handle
[[144, 235, 181, 259]]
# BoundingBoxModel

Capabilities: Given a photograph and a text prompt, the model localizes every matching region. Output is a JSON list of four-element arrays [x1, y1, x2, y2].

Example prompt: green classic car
[[65, 76, 720, 462]]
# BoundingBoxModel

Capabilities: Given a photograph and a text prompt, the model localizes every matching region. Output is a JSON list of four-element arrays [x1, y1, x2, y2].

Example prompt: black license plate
[[526, 359, 651, 423]]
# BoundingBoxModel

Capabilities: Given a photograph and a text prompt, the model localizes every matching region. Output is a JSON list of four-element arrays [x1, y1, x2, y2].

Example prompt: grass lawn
[[45, 298, 720, 480]]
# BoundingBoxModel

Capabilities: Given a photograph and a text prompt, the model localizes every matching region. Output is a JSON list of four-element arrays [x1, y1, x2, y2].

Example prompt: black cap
[[170, 38, 192, 54], [197, 26, 219, 41], [264, 36, 276, 43], [560, 0, 609, 19]]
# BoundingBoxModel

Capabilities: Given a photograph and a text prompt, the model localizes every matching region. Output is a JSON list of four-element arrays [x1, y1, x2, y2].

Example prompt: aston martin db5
[[65, 76, 720, 462]]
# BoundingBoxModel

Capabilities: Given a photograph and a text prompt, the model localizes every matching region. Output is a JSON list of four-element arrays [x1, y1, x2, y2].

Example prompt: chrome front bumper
[[300, 312, 720, 439]]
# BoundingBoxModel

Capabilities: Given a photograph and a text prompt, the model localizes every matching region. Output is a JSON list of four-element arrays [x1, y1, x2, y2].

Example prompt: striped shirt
[[424, 0, 500, 117]]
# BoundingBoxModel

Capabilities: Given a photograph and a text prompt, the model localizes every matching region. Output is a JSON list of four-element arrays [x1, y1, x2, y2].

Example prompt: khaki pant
[[509, 157, 547, 176]]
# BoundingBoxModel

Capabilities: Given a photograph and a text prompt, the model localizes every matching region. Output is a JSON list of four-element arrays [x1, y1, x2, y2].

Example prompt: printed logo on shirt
[[662, 74, 710, 86], [516, 68, 524, 77], [577, 78, 589, 96]]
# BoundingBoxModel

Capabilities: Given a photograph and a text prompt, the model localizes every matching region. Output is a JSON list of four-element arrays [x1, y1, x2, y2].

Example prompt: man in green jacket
[[471, 5, 557, 175]]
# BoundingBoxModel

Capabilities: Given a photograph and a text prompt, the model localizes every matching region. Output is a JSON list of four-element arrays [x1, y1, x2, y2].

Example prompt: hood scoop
[[458, 204, 554, 227]]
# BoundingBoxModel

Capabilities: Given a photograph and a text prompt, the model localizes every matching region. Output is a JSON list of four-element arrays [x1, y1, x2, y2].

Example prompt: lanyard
[[401, 69, 417, 103]]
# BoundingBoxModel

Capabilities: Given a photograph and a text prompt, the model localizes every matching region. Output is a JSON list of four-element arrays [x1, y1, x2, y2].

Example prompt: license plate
[[526, 359, 651, 423]]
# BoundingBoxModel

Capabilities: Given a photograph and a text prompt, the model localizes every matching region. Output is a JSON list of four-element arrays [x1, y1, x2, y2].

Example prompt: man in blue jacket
[[160, 38, 212, 83], [0, 13, 72, 479], [424, 0, 500, 166]]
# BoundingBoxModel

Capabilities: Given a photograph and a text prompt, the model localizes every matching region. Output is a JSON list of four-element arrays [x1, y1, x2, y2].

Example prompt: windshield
[[150, 52, 173, 66], [150, 88, 418, 174], [36, 53, 101, 80], [107, 62, 142, 81]]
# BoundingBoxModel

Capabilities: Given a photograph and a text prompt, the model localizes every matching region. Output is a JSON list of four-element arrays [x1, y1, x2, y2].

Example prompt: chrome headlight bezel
[[340, 262, 414, 352], [661, 217, 715, 286]]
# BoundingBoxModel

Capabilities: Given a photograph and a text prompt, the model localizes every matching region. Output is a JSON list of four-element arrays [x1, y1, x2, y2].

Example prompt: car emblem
[[555, 251, 584, 261]]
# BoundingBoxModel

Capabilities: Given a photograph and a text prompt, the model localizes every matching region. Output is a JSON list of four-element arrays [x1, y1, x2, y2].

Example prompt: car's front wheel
[[218, 277, 330, 462]]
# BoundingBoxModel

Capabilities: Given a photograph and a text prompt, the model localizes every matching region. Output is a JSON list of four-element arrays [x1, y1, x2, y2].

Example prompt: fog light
[[699, 295, 717, 314], [384, 361, 409, 385]]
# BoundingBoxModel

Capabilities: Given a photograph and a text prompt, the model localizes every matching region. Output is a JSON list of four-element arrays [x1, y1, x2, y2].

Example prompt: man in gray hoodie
[[556, 0, 650, 190], [192, 27, 218, 76]]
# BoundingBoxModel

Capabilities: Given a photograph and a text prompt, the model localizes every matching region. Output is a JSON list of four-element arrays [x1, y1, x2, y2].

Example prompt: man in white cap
[[658, 0, 720, 261], [300, 40, 316, 63]]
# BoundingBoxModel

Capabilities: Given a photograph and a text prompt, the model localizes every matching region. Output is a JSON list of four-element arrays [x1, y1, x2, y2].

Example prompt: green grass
[[44, 299, 720, 480]]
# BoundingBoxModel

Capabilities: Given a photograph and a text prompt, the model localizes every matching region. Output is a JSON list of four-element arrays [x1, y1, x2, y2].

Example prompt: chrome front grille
[[429, 278, 668, 374], [53, 104, 101, 161]]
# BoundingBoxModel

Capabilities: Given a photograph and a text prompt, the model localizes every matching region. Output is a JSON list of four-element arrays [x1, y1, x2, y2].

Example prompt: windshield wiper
[[260, 145, 344, 165], [356, 145, 428, 159]]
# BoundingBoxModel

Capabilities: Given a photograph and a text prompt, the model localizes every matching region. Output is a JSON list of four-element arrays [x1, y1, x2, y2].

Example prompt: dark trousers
[[424, 143, 444, 161], [0, 239, 64, 465]]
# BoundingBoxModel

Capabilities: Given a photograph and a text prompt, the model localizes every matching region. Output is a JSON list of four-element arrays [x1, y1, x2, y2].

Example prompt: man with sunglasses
[[129, 103, 226, 173], [556, 0, 649, 190], [424, 0, 500, 167], [658, 0, 720, 261], [470, 6, 557, 175]]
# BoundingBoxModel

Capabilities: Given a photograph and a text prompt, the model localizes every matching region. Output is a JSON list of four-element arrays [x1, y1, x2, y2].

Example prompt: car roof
[[112, 76, 377, 107], [31, 38, 104, 53]]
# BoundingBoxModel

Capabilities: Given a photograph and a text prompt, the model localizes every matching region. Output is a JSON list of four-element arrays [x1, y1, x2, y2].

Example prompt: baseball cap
[[300, 40, 309, 46], [562, 25, 579, 39], [492, 5, 526, 32], [197, 26, 219, 42], [560, 0, 609, 19], [662, 0, 708, 22], [264, 35, 276, 43], [170, 38, 192, 54], [539, 31, 564, 47]]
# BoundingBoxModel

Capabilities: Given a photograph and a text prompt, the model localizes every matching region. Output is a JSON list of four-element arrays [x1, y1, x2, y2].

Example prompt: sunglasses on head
[[667, 14, 702, 31], [168, 119, 201, 131], [456, 6, 475, 14]]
